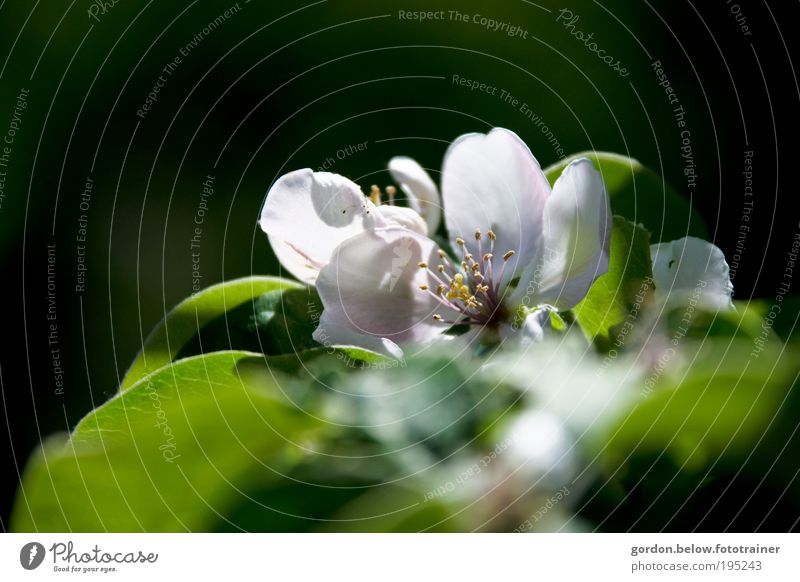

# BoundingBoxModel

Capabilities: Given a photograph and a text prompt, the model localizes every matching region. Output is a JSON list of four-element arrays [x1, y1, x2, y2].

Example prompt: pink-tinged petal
[[388, 156, 442, 234], [315, 227, 458, 345], [312, 311, 404, 359], [651, 236, 734, 309], [441, 128, 551, 285], [374, 204, 427, 235], [259, 169, 371, 284], [512, 158, 611, 310]]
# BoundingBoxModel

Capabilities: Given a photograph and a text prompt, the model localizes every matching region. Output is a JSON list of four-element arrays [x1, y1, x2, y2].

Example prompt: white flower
[[260, 128, 612, 355], [650, 236, 734, 310]]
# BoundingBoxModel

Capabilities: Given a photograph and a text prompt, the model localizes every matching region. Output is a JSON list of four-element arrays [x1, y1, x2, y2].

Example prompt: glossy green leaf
[[11, 351, 321, 532], [176, 286, 324, 360], [120, 276, 301, 391], [572, 216, 655, 349], [544, 152, 708, 243]]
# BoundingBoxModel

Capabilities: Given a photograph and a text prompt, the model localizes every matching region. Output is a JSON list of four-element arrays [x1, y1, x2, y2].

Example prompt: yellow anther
[[436, 284, 446, 295], [471, 263, 480, 273], [464, 253, 473, 262], [418, 262, 428, 269], [438, 249, 448, 258], [385, 185, 397, 197], [419, 284, 429, 291], [455, 237, 465, 246], [483, 253, 493, 262], [370, 185, 381, 205], [433, 314, 443, 321], [487, 230, 497, 240], [437, 264, 445, 273], [503, 250, 516, 261], [475, 229, 482, 240]]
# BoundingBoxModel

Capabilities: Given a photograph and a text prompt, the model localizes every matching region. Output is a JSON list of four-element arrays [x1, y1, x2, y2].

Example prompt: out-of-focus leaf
[[606, 340, 797, 471]]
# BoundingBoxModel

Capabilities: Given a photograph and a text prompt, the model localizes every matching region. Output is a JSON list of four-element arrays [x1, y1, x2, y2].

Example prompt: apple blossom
[[260, 128, 612, 355], [650, 236, 734, 310]]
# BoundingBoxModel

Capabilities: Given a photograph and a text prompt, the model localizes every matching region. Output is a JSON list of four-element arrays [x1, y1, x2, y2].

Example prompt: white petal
[[512, 158, 611, 310], [651, 236, 734, 309], [374, 204, 427, 235], [312, 311, 404, 359], [441, 128, 551, 286], [503, 409, 577, 484], [500, 307, 551, 347], [315, 227, 457, 345], [388, 156, 442, 234], [259, 169, 371, 284]]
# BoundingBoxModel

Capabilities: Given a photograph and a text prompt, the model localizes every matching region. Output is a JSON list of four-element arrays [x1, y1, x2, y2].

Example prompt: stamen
[[424, 227, 518, 328], [385, 185, 396, 205], [370, 185, 381, 205], [433, 314, 442, 321], [418, 262, 428, 269], [495, 250, 516, 294]]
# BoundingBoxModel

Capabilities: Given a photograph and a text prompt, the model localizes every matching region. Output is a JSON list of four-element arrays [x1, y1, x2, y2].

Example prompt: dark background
[[1, 0, 797, 529]]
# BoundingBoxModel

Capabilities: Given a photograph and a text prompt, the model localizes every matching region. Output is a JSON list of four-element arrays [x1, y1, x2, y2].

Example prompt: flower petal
[[312, 311, 404, 359], [441, 128, 551, 285], [512, 158, 611, 310], [374, 204, 427, 235], [500, 307, 551, 347], [259, 169, 371, 284], [503, 409, 577, 484], [650, 236, 734, 309], [388, 156, 442, 235], [315, 227, 457, 347]]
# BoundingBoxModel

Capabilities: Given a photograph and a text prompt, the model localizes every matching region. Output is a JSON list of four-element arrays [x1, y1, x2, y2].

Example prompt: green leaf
[[120, 276, 301, 391], [605, 339, 799, 472], [572, 216, 655, 349], [11, 351, 321, 532], [175, 286, 324, 360], [544, 152, 708, 243]]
